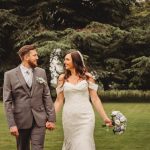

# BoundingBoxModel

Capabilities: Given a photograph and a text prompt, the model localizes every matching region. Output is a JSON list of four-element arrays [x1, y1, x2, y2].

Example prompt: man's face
[[26, 50, 39, 68]]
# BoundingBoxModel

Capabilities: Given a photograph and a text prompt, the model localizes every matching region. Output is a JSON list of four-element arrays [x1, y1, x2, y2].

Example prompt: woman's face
[[64, 53, 74, 70]]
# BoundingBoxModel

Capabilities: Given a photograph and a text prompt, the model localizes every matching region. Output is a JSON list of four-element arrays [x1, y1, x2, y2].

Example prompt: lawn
[[0, 102, 150, 150]]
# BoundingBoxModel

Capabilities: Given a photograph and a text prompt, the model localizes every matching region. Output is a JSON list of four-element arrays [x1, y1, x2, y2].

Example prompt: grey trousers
[[16, 122, 46, 150]]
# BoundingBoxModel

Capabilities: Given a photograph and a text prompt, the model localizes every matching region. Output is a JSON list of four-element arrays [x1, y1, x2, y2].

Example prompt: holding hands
[[46, 121, 56, 130]]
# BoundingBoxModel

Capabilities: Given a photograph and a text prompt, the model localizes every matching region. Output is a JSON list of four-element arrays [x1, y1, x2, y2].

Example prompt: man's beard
[[28, 60, 37, 68]]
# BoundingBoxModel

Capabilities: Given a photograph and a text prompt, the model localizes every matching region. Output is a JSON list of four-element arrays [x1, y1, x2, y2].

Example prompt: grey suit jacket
[[3, 66, 56, 129]]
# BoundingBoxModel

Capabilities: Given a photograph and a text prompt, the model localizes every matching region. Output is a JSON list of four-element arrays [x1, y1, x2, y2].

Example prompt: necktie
[[26, 70, 32, 88]]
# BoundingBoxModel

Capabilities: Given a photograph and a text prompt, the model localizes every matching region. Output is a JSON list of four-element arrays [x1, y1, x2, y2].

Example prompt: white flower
[[111, 111, 120, 116], [120, 116, 127, 122], [36, 77, 47, 85], [115, 119, 120, 126]]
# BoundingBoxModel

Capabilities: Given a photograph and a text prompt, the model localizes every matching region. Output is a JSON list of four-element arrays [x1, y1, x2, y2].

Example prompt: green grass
[[0, 102, 150, 150]]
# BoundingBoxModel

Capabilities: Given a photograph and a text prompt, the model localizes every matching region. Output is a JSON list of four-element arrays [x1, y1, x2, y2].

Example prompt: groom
[[3, 45, 56, 150]]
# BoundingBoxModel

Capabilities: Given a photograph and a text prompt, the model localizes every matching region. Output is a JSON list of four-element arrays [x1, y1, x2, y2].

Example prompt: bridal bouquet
[[111, 111, 127, 135]]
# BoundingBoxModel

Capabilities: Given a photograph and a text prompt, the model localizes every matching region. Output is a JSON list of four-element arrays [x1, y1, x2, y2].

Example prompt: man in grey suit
[[3, 45, 56, 150]]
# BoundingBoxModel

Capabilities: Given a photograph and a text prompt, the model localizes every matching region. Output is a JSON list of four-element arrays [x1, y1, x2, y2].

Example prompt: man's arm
[[3, 72, 16, 127], [42, 70, 56, 123], [3, 72, 19, 136]]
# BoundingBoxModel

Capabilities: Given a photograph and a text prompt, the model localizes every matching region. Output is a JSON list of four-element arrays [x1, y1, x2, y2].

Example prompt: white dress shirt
[[20, 64, 33, 88]]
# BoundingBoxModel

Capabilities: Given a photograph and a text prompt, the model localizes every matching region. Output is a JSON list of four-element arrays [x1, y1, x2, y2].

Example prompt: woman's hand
[[104, 118, 113, 127]]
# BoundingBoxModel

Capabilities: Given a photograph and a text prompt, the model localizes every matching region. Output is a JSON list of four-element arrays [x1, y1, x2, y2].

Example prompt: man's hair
[[17, 44, 36, 59]]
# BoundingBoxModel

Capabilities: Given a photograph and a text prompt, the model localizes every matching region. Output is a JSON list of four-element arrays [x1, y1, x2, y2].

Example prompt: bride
[[54, 49, 112, 150]]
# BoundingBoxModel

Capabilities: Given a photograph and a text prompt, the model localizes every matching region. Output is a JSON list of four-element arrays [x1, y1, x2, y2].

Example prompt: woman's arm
[[54, 74, 65, 113], [54, 93, 64, 113], [88, 76, 112, 125]]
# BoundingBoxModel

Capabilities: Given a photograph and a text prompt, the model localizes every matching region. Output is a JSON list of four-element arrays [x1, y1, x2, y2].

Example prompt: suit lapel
[[16, 66, 31, 96]]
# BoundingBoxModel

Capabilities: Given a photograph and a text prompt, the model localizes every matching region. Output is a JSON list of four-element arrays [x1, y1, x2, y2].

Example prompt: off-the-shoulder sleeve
[[88, 81, 98, 91], [56, 85, 64, 95]]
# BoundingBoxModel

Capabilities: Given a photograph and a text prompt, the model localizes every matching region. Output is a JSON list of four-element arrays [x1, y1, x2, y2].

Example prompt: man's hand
[[46, 121, 55, 130], [10, 126, 19, 137]]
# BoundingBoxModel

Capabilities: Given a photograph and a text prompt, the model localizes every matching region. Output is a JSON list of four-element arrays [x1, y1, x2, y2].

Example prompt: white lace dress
[[56, 80, 98, 150]]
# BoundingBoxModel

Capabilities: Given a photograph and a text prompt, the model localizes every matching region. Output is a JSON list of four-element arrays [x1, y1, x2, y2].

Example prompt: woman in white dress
[[54, 50, 112, 150]]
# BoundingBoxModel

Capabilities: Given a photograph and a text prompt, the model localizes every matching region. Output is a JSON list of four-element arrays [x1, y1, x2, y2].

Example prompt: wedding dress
[[57, 80, 98, 150]]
